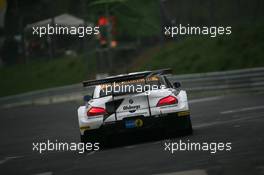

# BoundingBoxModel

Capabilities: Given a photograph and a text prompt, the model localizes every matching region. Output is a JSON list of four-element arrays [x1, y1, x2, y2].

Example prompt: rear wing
[[82, 68, 172, 87]]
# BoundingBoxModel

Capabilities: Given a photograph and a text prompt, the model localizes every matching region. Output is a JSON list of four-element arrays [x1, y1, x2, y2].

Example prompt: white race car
[[77, 69, 192, 143]]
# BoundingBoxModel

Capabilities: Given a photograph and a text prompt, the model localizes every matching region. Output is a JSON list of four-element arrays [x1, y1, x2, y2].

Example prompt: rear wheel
[[183, 118, 193, 135], [80, 130, 107, 148], [80, 130, 101, 144], [166, 116, 193, 137], [80, 134, 91, 143]]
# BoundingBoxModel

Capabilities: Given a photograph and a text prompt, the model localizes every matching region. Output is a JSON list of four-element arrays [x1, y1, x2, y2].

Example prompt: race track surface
[[0, 93, 264, 175]]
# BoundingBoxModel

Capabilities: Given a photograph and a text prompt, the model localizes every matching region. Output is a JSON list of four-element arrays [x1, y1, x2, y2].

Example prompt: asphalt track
[[0, 92, 264, 175]]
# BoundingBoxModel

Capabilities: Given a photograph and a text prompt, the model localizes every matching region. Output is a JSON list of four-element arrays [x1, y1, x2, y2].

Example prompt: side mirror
[[173, 82, 181, 88], [83, 95, 92, 102]]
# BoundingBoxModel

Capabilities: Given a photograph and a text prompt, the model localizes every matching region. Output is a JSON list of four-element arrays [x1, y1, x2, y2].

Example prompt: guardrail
[[1, 67, 264, 108], [168, 67, 264, 94]]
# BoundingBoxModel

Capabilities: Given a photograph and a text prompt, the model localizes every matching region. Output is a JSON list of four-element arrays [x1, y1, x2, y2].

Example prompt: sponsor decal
[[125, 118, 144, 128], [129, 99, 134, 104], [135, 119, 143, 127], [123, 105, 140, 111]]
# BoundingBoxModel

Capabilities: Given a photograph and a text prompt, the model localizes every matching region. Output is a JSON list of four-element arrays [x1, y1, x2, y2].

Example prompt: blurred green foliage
[[134, 24, 264, 74], [0, 55, 96, 97]]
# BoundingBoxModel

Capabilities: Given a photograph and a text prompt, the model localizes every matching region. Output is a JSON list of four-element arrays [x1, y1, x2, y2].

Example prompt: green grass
[[1, 25, 264, 97], [0, 55, 96, 97], [132, 24, 264, 74]]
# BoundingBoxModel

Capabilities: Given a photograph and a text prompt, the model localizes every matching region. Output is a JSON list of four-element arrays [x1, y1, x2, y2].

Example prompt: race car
[[77, 69, 192, 144]]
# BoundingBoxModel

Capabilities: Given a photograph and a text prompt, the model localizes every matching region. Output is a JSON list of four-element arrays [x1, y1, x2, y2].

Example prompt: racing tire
[[181, 116, 193, 135], [80, 130, 103, 144], [166, 116, 193, 137], [183, 122, 193, 135]]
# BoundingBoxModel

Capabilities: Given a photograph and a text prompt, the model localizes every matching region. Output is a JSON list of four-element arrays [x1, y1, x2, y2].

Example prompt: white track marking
[[195, 113, 263, 128], [189, 96, 223, 104], [153, 169, 207, 175], [221, 105, 264, 114], [124, 145, 136, 149], [86, 151, 96, 156], [0, 156, 23, 165], [152, 141, 161, 145]]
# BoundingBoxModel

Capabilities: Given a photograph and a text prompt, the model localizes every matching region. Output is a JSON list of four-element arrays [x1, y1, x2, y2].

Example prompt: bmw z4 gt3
[[77, 69, 192, 143]]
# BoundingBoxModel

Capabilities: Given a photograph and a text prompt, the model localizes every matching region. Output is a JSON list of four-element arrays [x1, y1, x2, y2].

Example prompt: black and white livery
[[77, 69, 192, 143]]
